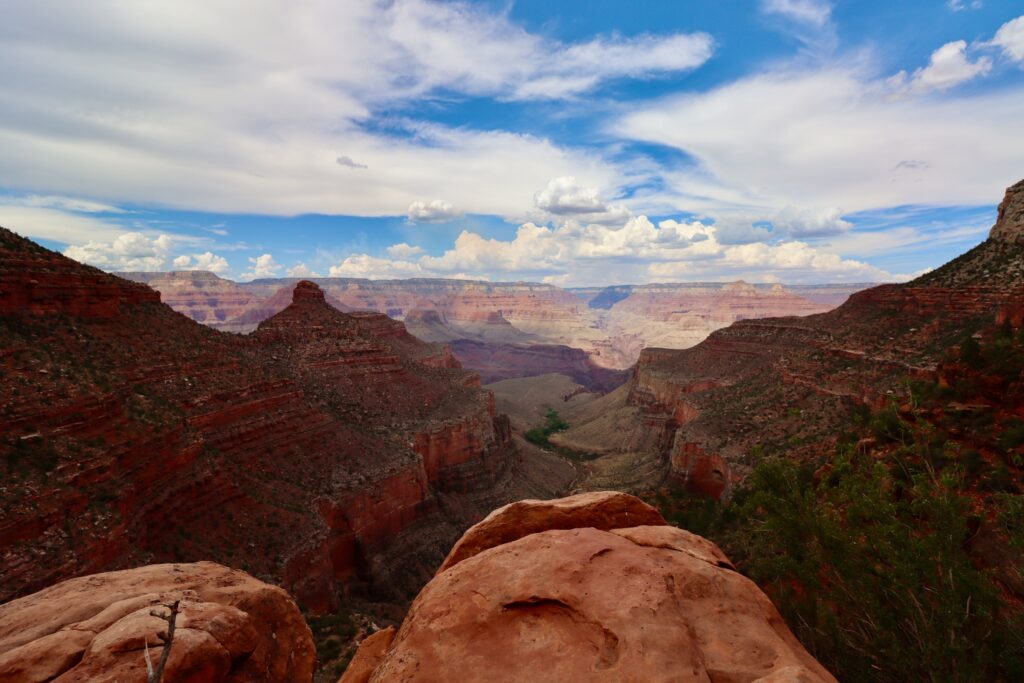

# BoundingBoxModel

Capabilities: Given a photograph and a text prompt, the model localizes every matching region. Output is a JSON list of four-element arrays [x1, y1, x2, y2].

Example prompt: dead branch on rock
[[144, 599, 180, 683]]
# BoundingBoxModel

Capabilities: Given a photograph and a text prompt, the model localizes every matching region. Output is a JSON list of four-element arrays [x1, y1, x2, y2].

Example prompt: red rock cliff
[[0, 230, 571, 614], [578, 180, 1024, 500]]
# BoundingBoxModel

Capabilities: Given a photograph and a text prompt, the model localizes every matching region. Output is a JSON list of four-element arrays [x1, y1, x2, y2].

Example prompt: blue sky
[[1, 0, 1022, 285]]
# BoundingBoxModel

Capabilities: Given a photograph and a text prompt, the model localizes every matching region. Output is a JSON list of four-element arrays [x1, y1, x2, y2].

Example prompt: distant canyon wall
[[120, 272, 875, 371]]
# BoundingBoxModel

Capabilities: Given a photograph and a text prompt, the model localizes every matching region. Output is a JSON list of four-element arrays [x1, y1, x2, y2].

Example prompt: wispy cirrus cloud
[[760, 0, 832, 27], [615, 62, 1024, 216], [0, 0, 711, 219]]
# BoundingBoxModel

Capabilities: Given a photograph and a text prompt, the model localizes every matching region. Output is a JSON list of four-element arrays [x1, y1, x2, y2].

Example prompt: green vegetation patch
[[524, 408, 570, 448], [649, 397, 1024, 683]]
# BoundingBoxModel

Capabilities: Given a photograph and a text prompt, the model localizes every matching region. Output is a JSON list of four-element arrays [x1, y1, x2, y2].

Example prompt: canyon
[[121, 271, 872, 379], [4, 181, 1022, 681], [0, 226, 573, 616], [558, 180, 1024, 501]]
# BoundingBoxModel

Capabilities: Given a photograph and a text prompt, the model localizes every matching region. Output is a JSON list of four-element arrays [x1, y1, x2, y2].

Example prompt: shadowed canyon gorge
[[2, 181, 1024, 682]]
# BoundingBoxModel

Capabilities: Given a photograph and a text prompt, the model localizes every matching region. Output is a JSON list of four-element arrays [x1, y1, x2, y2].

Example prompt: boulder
[[0, 562, 315, 683], [438, 490, 667, 572], [353, 493, 837, 683], [338, 627, 395, 683]]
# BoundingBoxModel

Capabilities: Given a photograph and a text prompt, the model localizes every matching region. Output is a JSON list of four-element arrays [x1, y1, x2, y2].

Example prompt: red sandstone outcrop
[[0, 562, 314, 683], [1, 246, 159, 319], [559, 180, 1024, 499], [348, 492, 837, 683], [338, 628, 394, 683], [0, 228, 573, 612], [218, 281, 355, 333], [990, 179, 1024, 244], [438, 491, 666, 571]]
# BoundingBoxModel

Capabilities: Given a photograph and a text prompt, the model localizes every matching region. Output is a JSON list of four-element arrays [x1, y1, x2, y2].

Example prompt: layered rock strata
[[558, 180, 1024, 498], [447, 339, 628, 391], [0, 227, 573, 612], [119, 274, 867, 370]]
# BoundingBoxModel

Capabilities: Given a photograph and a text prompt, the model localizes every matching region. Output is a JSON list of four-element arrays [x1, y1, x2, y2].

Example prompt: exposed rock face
[[350, 493, 837, 683], [447, 339, 628, 391], [339, 628, 394, 683], [1, 243, 159, 319], [438, 491, 666, 571], [559, 180, 1024, 499], [115, 271, 256, 325], [990, 179, 1024, 244], [0, 228, 574, 612], [121, 273, 870, 370], [0, 562, 314, 683]]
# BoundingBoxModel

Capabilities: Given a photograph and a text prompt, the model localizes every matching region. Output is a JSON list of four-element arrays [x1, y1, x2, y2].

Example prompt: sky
[[1, 0, 1022, 286]]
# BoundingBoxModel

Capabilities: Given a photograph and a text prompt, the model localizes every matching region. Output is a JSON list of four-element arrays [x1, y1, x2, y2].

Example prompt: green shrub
[[524, 409, 569, 448], [870, 405, 911, 444], [718, 451, 1024, 682], [960, 335, 983, 369]]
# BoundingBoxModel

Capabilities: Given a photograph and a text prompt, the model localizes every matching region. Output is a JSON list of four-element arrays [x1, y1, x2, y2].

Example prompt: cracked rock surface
[[0, 561, 315, 683]]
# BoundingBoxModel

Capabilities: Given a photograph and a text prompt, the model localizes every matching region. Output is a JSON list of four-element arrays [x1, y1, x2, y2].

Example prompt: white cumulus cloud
[[888, 41, 991, 95], [386, 243, 424, 259], [243, 253, 281, 280], [64, 232, 174, 271], [171, 251, 230, 273], [533, 177, 632, 225], [287, 263, 321, 278], [407, 200, 463, 223], [535, 177, 607, 214], [328, 213, 902, 286], [329, 254, 426, 280], [991, 15, 1024, 63]]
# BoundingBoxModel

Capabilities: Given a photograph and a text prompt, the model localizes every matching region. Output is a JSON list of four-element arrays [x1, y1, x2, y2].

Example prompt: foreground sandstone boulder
[[438, 490, 667, 571], [0, 562, 314, 683], [348, 492, 837, 683]]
